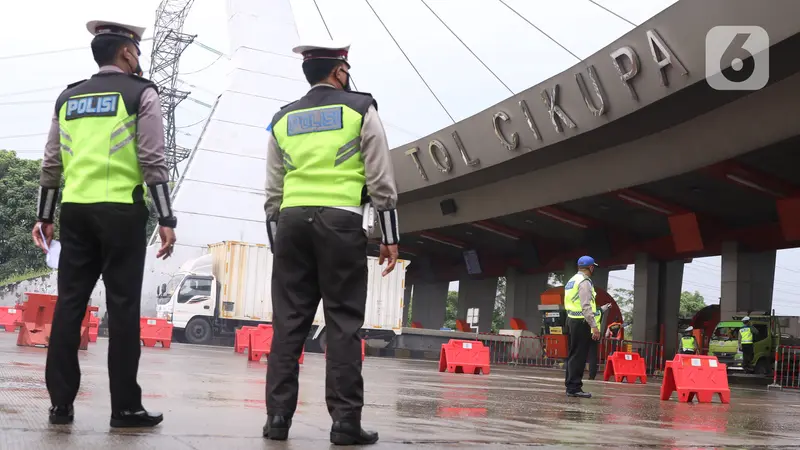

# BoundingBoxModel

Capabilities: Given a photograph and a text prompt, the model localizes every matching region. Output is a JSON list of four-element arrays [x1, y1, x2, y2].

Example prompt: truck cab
[[708, 314, 778, 374], [155, 253, 219, 344]]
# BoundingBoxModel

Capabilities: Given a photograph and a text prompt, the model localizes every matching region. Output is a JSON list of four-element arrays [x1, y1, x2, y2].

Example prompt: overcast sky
[[1, 0, 799, 315]]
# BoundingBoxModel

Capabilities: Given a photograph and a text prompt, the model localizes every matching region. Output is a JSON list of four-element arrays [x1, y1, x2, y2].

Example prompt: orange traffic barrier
[[247, 324, 305, 364], [0, 305, 22, 332], [88, 313, 99, 343], [16, 293, 58, 347], [140, 317, 173, 348], [235, 326, 258, 353], [604, 352, 647, 384], [326, 339, 366, 361], [660, 354, 730, 404], [79, 305, 99, 350], [439, 339, 490, 375], [248, 324, 274, 362]]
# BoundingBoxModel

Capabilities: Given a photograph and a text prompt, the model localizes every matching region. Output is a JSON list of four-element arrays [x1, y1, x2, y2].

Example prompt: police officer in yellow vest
[[563, 256, 601, 398], [739, 316, 757, 371], [680, 326, 698, 354], [31, 20, 176, 428], [263, 40, 399, 446]]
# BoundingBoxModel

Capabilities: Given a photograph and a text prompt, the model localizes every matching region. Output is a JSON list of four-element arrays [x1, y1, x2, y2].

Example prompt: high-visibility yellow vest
[[56, 72, 156, 204], [681, 336, 696, 351], [271, 87, 376, 209], [563, 272, 598, 323], [739, 326, 754, 344]]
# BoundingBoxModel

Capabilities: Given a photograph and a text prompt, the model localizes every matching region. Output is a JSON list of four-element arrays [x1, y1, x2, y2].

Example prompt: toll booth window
[[177, 278, 213, 304]]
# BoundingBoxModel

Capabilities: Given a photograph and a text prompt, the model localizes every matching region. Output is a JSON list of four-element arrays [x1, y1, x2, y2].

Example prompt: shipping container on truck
[[155, 241, 408, 349]]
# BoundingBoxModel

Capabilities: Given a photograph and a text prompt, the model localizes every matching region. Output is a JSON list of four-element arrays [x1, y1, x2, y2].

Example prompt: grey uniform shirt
[[40, 65, 169, 188], [577, 279, 598, 330], [264, 84, 398, 221]]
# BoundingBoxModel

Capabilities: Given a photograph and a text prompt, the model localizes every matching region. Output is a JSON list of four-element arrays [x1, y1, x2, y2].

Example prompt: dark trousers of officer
[[742, 344, 754, 370], [267, 206, 367, 423], [46, 202, 148, 412], [565, 318, 592, 393], [587, 341, 598, 379]]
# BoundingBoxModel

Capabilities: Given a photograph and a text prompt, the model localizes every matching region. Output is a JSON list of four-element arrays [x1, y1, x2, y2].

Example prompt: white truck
[[154, 241, 409, 350]]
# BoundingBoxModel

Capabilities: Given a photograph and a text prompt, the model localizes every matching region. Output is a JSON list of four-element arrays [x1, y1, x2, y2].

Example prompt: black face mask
[[339, 69, 351, 92]]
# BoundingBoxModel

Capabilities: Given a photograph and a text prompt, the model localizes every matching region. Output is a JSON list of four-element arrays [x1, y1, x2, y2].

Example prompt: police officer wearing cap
[[739, 316, 757, 372], [680, 326, 699, 354], [263, 41, 398, 445], [563, 255, 601, 398], [32, 20, 177, 427]]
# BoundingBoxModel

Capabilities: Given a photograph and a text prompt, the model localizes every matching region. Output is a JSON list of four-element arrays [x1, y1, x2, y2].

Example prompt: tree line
[[0, 150, 158, 284]]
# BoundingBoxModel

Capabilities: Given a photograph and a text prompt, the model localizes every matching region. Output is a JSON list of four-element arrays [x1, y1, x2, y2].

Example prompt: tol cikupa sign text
[[404, 29, 689, 181]]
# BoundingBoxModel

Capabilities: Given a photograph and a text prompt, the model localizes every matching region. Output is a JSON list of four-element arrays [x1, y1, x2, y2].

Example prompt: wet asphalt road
[[1, 331, 800, 449]]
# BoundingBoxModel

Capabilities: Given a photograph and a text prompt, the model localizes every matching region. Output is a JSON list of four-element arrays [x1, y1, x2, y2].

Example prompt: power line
[[0, 86, 64, 98], [180, 54, 224, 75], [0, 132, 47, 140], [363, 0, 455, 123], [587, 0, 637, 27], [420, 0, 514, 95], [496, 0, 581, 62], [0, 38, 154, 61], [0, 100, 52, 106], [176, 116, 209, 129]]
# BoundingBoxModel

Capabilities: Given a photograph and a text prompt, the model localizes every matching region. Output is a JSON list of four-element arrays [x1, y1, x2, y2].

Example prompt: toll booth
[[539, 290, 568, 359], [537, 286, 624, 361]]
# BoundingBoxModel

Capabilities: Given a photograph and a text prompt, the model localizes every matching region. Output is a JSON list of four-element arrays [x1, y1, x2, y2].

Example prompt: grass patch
[[0, 268, 54, 287]]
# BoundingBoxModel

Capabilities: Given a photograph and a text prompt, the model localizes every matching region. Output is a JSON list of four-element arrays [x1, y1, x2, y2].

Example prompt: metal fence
[[770, 345, 800, 390], [473, 333, 664, 376]]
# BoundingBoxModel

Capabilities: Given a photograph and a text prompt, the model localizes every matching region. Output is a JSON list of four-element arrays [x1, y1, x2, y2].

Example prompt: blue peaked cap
[[577, 255, 598, 267]]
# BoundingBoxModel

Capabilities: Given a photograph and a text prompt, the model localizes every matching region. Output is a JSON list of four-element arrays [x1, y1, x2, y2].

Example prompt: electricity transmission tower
[[149, 0, 196, 181]]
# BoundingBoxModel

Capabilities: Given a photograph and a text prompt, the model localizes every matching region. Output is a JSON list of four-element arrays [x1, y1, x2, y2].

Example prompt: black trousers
[[46, 202, 148, 412], [588, 341, 598, 379], [742, 344, 754, 370], [267, 206, 367, 422], [565, 318, 592, 393]]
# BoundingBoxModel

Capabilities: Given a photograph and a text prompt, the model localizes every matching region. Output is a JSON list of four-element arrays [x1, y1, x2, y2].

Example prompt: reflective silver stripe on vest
[[334, 136, 361, 166], [110, 116, 137, 154], [59, 128, 72, 142], [283, 151, 296, 170], [110, 116, 136, 139]]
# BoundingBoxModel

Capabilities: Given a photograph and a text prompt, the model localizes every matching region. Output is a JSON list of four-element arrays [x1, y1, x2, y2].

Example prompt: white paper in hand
[[46, 240, 61, 269], [39, 226, 60, 269]]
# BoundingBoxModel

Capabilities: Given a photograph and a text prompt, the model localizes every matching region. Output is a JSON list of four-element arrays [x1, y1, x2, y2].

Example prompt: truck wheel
[[755, 359, 771, 376], [184, 318, 212, 345]]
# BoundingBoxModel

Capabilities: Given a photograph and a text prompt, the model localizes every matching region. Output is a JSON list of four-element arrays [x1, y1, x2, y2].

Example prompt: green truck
[[707, 314, 780, 374]]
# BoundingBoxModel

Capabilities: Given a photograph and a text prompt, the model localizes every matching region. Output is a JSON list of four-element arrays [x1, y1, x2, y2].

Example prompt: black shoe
[[330, 421, 379, 446], [566, 391, 592, 399], [49, 405, 74, 425], [109, 408, 163, 428], [262, 415, 291, 440]]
